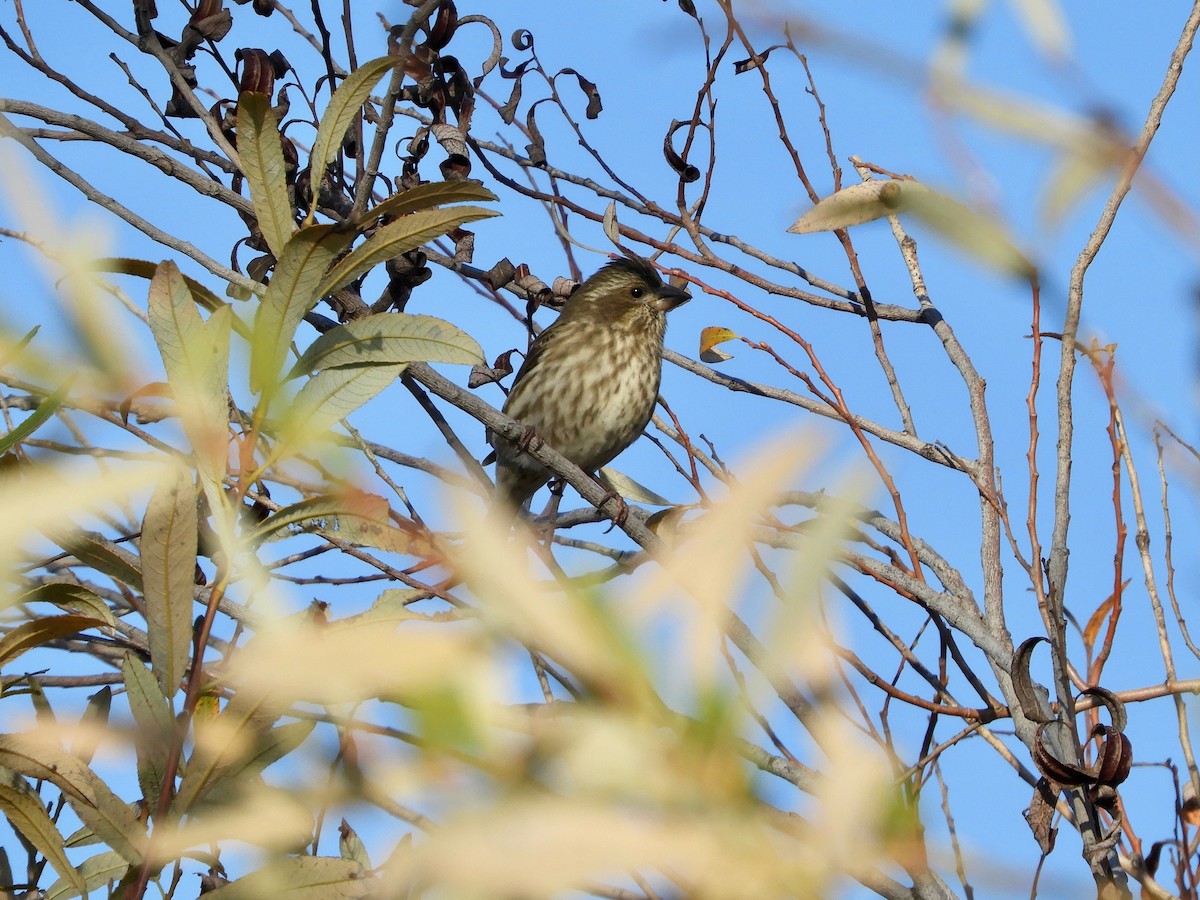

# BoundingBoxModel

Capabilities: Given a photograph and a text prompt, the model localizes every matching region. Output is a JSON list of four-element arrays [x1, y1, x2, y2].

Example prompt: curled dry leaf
[[468, 348, 517, 390], [732, 45, 784, 74], [424, 0, 458, 51], [1032, 722, 1092, 787], [663, 119, 700, 183], [1078, 685, 1127, 733], [602, 202, 621, 247], [699, 326, 737, 364], [1024, 777, 1059, 855], [1031, 720, 1133, 791], [559, 68, 602, 119], [235, 48, 282, 96], [1089, 724, 1132, 787], [1011, 635, 1053, 724], [525, 101, 547, 167]]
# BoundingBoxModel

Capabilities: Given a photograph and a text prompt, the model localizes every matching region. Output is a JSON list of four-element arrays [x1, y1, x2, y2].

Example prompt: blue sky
[[2, 1, 1200, 896]]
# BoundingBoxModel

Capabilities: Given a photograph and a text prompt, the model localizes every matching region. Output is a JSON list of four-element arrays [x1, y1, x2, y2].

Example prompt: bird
[[489, 256, 691, 521]]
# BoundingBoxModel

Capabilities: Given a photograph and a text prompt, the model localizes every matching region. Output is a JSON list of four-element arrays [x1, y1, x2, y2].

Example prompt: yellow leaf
[[699, 326, 738, 363]]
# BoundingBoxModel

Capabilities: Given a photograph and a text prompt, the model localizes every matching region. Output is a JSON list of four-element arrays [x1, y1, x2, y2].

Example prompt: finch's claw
[[516, 425, 544, 454], [597, 486, 629, 530]]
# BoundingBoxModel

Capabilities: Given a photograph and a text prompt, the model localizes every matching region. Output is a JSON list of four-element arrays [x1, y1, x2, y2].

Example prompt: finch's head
[[570, 256, 692, 320]]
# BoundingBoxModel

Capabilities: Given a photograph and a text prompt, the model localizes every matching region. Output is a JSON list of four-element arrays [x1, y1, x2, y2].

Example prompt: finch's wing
[[484, 331, 546, 462], [507, 329, 548, 388]]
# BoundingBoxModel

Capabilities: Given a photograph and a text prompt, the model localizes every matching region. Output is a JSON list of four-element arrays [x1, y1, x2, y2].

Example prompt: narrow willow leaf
[[340, 589, 424, 628], [58, 536, 143, 592], [897, 182, 1035, 277], [122, 654, 175, 804], [0, 463, 166, 580], [0, 768, 85, 896], [246, 492, 388, 545], [0, 378, 71, 455], [787, 180, 895, 233], [148, 262, 232, 486], [15, 582, 115, 627], [237, 92, 295, 258], [63, 821, 102, 848], [359, 181, 499, 225], [220, 720, 316, 786], [94, 258, 229, 312], [142, 468, 198, 698], [789, 180, 1034, 277], [174, 691, 287, 813], [325, 516, 430, 557], [266, 364, 404, 466], [71, 686, 112, 766], [1011, 0, 1071, 59], [28, 677, 57, 728], [339, 819, 372, 868], [44, 850, 129, 900], [0, 325, 40, 371], [598, 467, 675, 506], [292, 312, 483, 375], [0, 734, 144, 865], [1040, 147, 1117, 227], [316, 207, 499, 298], [204, 856, 368, 899], [307, 55, 401, 217], [249, 225, 354, 396], [0, 615, 107, 669]]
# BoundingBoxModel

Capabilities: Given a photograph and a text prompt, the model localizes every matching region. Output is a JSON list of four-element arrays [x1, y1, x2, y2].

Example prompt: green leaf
[[896, 182, 1035, 277], [339, 819, 372, 868], [142, 468, 198, 698], [343, 589, 425, 628], [93, 257, 233, 313], [175, 692, 287, 813], [122, 653, 175, 804], [358, 180, 499, 225], [71, 686, 112, 766], [0, 734, 144, 865], [0, 378, 72, 455], [266, 364, 404, 466], [0, 325, 40, 370], [44, 849, 129, 900], [148, 262, 232, 487], [322, 516, 430, 557], [307, 55, 402, 218], [246, 492, 387, 545], [788, 179, 1034, 277], [58, 536, 143, 592], [0, 615, 107, 669], [223, 720, 316, 785], [250, 225, 355, 396], [292, 312, 483, 375], [14, 581, 115, 627], [599, 466, 676, 506], [204, 856, 369, 899], [27, 676, 57, 728], [316, 206, 499, 298], [0, 767, 84, 896], [786, 180, 898, 233], [237, 92, 295, 258]]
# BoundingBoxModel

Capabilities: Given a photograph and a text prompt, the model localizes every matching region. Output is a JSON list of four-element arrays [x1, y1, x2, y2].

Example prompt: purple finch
[[490, 256, 690, 518]]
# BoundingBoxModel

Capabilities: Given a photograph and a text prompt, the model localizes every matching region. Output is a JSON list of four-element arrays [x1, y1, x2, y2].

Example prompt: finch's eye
[[630, 286, 645, 298]]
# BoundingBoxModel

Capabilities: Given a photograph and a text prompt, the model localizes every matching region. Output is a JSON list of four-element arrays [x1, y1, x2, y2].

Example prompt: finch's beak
[[654, 283, 691, 312]]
